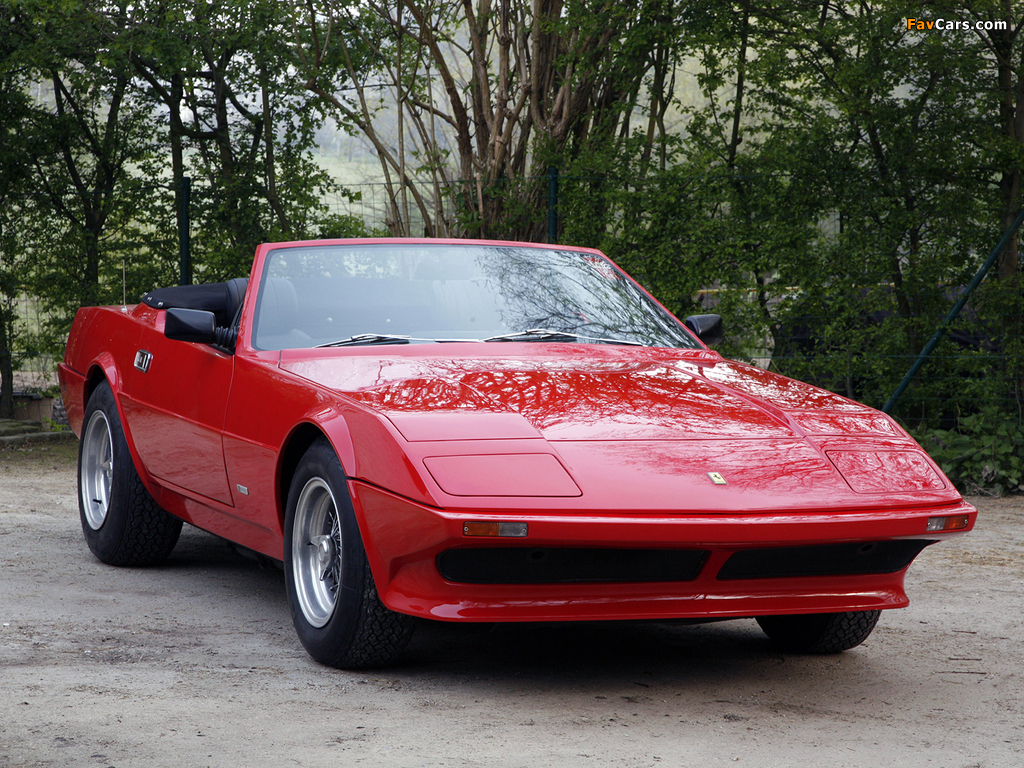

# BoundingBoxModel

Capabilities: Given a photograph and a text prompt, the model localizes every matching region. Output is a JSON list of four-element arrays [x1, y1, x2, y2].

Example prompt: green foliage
[[120, 0, 360, 281], [914, 410, 1024, 496], [559, 0, 1021, 453], [315, 212, 378, 240], [0, 28, 32, 416], [1, 0, 1021, 492], [0, 0, 369, 359]]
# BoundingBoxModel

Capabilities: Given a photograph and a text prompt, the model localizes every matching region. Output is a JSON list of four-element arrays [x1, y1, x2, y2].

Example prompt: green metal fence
[[16, 173, 1022, 438], [326, 178, 1022, 434]]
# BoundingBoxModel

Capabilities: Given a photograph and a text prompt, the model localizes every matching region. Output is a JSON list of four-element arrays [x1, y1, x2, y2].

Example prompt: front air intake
[[717, 540, 933, 580], [437, 547, 709, 585]]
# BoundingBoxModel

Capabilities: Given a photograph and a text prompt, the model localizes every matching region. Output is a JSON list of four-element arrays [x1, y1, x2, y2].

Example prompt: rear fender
[[82, 355, 166, 507]]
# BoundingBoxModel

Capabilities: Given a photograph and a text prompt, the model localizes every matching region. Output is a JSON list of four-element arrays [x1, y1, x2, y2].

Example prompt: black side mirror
[[684, 314, 724, 346], [164, 308, 239, 351], [165, 308, 217, 343]]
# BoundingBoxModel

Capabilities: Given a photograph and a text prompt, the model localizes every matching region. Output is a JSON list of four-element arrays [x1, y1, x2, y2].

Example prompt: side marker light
[[463, 522, 529, 538], [926, 515, 970, 532]]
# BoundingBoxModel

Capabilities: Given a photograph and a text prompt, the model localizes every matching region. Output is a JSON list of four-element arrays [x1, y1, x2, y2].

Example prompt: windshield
[[251, 243, 699, 351]]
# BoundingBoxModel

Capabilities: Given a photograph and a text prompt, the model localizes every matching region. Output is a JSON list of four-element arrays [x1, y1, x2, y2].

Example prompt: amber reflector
[[463, 522, 528, 537], [926, 515, 970, 532]]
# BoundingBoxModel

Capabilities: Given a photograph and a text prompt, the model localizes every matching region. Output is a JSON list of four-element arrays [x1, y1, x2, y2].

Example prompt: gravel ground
[[1, 440, 1021, 768]]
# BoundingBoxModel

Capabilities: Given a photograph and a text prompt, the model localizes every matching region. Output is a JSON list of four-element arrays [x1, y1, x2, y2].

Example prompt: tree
[[563, 0, 1013, 425], [0, 0, 168, 360], [1, 0, 360, 366], [293, 0, 690, 239], [121, 0, 355, 280], [0, 13, 33, 418], [956, 0, 1024, 283]]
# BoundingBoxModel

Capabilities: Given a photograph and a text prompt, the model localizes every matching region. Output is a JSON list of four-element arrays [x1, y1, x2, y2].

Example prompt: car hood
[[279, 346, 955, 510], [282, 347, 887, 440]]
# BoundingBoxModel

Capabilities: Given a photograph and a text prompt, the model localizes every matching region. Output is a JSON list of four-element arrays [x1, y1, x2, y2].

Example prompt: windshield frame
[[248, 240, 701, 352]]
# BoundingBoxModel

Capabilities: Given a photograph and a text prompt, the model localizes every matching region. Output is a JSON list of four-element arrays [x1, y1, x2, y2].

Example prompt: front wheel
[[284, 438, 414, 669], [756, 610, 881, 653], [78, 381, 182, 566]]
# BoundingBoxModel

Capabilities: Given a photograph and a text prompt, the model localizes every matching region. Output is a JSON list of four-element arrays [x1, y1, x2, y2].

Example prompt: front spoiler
[[350, 481, 976, 622]]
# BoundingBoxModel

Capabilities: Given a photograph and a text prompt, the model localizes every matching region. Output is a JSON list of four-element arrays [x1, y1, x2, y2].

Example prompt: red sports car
[[58, 239, 975, 668]]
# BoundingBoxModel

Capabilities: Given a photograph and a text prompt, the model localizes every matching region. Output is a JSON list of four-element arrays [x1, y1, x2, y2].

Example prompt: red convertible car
[[58, 239, 975, 668]]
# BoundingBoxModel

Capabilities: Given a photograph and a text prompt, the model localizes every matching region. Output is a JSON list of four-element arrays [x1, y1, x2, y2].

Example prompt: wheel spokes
[[292, 478, 343, 628], [309, 533, 337, 585]]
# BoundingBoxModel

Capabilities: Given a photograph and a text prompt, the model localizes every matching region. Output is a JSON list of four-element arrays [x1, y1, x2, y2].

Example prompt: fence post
[[882, 206, 1024, 414], [547, 167, 558, 244], [178, 176, 191, 286]]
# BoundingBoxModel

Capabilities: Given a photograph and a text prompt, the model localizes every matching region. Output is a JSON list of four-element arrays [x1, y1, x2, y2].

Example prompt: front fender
[[310, 405, 441, 600]]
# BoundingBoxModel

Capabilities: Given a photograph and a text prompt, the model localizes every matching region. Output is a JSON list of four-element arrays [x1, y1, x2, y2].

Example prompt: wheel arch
[[81, 356, 160, 503], [83, 362, 112, 410], [277, 413, 359, 528], [277, 423, 327, 529], [276, 418, 396, 596], [82, 349, 131, 409]]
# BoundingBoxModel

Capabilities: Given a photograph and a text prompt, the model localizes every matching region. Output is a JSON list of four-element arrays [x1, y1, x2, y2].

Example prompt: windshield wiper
[[317, 329, 645, 347], [482, 328, 643, 345], [483, 328, 579, 342], [316, 333, 412, 348]]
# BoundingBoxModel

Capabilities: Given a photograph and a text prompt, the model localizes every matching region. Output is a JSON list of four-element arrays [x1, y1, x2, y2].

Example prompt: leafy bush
[[913, 411, 1024, 496]]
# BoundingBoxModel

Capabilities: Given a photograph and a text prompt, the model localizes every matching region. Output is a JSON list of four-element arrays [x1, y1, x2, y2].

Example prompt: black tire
[[284, 438, 414, 669], [756, 610, 881, 653], [78, 381, 182, 566]]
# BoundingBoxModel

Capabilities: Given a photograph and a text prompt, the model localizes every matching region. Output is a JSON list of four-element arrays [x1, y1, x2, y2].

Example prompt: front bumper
[[350, 481, 976, 622]]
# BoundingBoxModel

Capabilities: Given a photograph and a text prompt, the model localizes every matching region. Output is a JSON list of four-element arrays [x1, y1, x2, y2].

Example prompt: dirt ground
[[1, 440, 1021, 768]]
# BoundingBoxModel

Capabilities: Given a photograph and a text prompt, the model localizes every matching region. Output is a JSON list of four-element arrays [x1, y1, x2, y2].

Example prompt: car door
[[120, 329, 236, 506]]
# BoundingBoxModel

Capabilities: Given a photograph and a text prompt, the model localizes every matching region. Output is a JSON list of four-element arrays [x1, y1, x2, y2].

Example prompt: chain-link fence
[[323, 177, 1022, 432], [8, 177, 1021, 439], [769, 314, 1022, 429], [9, 294, 59, 392]]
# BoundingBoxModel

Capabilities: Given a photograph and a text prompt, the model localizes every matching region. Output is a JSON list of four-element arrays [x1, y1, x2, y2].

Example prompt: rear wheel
[[78, 381, 182, 566], [284, 438, 414, 668], [756, 610, 881, 653]]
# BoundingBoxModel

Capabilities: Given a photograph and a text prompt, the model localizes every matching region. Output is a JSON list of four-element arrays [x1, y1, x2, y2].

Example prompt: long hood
[[279, 346, 955, 511], [281, 347, 891, 442]]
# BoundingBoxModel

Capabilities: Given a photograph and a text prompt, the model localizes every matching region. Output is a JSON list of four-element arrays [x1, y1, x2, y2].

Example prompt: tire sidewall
[[284, 438, 368, 664], [756, 610, 881, 653], [78, 382, 135, 561]]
